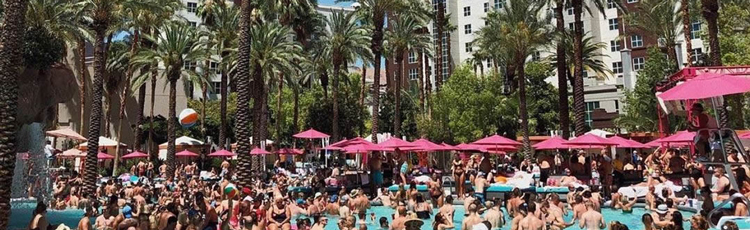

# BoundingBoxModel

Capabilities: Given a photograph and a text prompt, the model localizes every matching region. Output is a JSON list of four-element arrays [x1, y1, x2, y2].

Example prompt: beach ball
[[224, 183, 238, 198], [179, 109, 199, 128]]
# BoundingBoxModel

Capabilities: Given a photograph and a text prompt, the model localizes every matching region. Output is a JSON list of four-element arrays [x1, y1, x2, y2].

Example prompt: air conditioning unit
[[657, 38, 666, 47]]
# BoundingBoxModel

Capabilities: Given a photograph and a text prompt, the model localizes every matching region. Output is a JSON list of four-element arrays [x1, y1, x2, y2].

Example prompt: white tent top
[[585, 129, 613, 138], [364, 133, 392, 143], [58, 148, 85, 158], [78, 136, 127, 149], [159, 136, 206, 149]]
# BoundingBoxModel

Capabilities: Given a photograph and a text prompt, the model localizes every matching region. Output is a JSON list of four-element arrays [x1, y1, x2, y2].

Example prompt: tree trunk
[[148, 64, 157, 159], [276, 73, 284, 144], [518, 62, 531, 155], [424, 52, 432, 117], [236, 0, 254, 187], [435, 1, 445, 92], [555, 1, 570, 139], [201, 82, 207, 139], [332, 58, 341, 141], [135, 82, 146, 151], [78, 39, 87, 132], [682, 0, 693, 67], [370, 12, 385, 144], [701, 0, 721, 66], [0, 0, 27, 226], [219, 66, 228, 149], [104, 91, 111, 137], [572, 0, 588, 135], [418, 51, 425, 111], [385, 58, 392, 94], [113, 30, 139, 176], [293, 88, 299, 135], [394, 55, 403, 138], [166, 76, 178, 179], [359, 64, 367, 107], [84, 27, 107, 195], [479, 62, 484, 79], [321, 71, 329, 99]]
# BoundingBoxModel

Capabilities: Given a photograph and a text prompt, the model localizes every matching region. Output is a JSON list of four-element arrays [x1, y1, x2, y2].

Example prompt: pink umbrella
[[46, 128, 86, 141], [276, 148, 303, 155], [441, 143, 457, 151], [532, 136, 569, 150], [175, 150, 199, 157], [121, 151, 149, 159], [455, 143, 488, 152], [472, 134, 523, 146], [658, 131, 695, 143], [293, 129, 330, 139], [401, 138, 449, 152], [607, 136, 650, 149], [208, 149, 235, 157], [250, 147, 271, 155], [658, 73, 750, 101], [739, 132, 750, 139], [565, 133, 618, 147], [341, 142, 385, 154], [377, 137, 417, 151], [645, 139, 662, 147], [98, 152, 115, 159]]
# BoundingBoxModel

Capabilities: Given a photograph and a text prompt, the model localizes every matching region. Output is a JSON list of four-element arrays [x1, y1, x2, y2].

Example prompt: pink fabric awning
[[455, 143, 488, 152], [401, 138, 450, 152], [121, 151, 149, 159], [276, 148, 303, 155], [208, 149, 235, 157], [565, 133, 618, 147], [98, 152, 115, 159], [658, 130, 695, 143], [377, 137, 417, 150], [293, 129, 330, 139], [175, 150, 199, 157], [658, 73, 750, 101], [607, 136, 650, 149], [472, 134, 523, 146], [532, 136, 569, 150], [250, 147, 271, 155]]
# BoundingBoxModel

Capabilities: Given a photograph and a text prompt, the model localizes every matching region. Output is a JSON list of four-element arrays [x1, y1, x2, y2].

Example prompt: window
[[463, 6, 471, 16], [567, 7, 573, 15], [408, 68, 419, 80], [189, 21, 197, 27], [583, 71, 589, 78], [531, 51, 540, 61], [608, 18, 618, 31], [187, 2, 197, 13], [494, 0, 504, 9], [408, 52, 417, 63], [631, 35, 643, 48], [610, 40, 621, 52], [209, 62, 219, 74], [691, 48, 703, 63], [486, 59, 493, 68], [183, 61, 196, 71], [485, 20, 489, 26], [465, 42, 473, 52], [484, 2, 490, 12], [627, 0, 638, 3], [211, 82, 221, 94], [607, 0, 615, 9], [568, 23, 574, 30], [691, 21, 701, 39], [464, 24, 472, 34], [633, 57, 645, 70], [612, 62, 623, 74], [585, 101, 600, 127]]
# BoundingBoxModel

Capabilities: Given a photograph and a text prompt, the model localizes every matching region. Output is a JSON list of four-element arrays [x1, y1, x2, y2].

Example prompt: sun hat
[[656, 204, 668, 214], [350, 189, 358, 197], [314, 192, 322, 199]]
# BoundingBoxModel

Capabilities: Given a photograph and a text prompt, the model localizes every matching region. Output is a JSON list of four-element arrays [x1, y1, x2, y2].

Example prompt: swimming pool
[[8, 204, 694, 230], [291, 206, 694, 230]]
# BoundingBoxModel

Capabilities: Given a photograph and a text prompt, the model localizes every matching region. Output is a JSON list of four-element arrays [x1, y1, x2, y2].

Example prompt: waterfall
[[11, 123, 51, 203]]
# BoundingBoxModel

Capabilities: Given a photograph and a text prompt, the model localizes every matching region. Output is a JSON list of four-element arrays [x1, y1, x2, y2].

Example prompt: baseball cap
[[122, 205, 133, 218]]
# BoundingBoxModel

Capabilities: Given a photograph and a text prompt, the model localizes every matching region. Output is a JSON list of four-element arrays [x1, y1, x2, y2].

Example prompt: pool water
[[9, 205, 693, 230], [291, 206, 694, 230]]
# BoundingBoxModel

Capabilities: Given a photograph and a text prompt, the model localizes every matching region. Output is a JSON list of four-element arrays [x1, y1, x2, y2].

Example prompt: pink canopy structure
[[472, 134, 522, 146], [532, 136, 569, 150], [175, 150, 199, 157], [208, 149, 235, 157], [441, 143, 457, 151], [340, 142, 384, 154], [455, 143, 488, 152], [565, 133, 618, 148], [401, 138, 451, 152], [377, 137, 416, 151], [739, 132, 750, 139], [121, 151, 148, 159], [658, 130, 695, 143], [658, 73, 750, 101], [607, 136, 650, 149], [46, 128, 86, 141], [98, 152, 115, 159], [293, 129, 330, 139], [250, 147, 271, 155], [276, 148, 303, 155]]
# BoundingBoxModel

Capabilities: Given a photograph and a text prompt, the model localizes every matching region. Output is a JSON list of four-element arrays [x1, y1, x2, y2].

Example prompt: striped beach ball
[[179, 109, 199, 128], [224, 183, 238, 198]]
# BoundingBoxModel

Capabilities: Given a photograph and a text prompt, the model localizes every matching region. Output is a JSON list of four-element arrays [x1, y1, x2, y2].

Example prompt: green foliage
[[524, 62, 561, 135], [23, 26, 65, 69], [303, 76, 369, 140], [616, 48, 684, 132], [378, 92, 419, 139], [718, 1, 750, 127], [187, 93, 239, 142]]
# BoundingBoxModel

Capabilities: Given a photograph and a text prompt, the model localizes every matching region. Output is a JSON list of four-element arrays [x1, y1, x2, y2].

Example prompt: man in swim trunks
[[578, 201, 605, 230], [370, 152, 383, 196], [461, 203, 484, 230], [474, 172, 488, 203], [519, 202, 544, 230]]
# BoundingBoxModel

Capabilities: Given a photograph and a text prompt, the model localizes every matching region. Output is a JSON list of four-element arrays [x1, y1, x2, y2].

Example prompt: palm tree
[[681, 0, 693, 67], [197, 0, 221, 143], [384, 15, 430, 138], [552, 0, 570, 139], [552, 31, 613, 85], [349, 0, 408, 143], [321, 11, 372, 141], [131, 22, 209, 180], [77, 0, 152, 194], [233, 0, 254, 188], [626, 0, 682, 68], [479, 0, 550, 154], [0, 0, 29, 226], [701, 0, 720, 66]]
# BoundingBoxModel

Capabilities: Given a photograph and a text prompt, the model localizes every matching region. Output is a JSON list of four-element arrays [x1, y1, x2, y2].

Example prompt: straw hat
[[404, 213, 424, 230]]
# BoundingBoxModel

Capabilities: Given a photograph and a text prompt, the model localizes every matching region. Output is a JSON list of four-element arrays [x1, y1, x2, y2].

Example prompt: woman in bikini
[[267, 197, 291, 230], [452, 154, 465, 199], [429, 173, 444, 208]]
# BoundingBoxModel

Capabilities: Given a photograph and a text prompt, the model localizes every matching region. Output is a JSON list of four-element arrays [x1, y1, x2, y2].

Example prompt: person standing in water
[[578, 201, 605, 230]]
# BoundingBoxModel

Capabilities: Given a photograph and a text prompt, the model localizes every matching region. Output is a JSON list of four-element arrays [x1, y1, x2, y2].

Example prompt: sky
[[319, 0, 353, 7]]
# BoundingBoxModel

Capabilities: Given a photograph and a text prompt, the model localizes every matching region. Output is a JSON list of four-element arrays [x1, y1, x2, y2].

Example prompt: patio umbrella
[[78, 136, 127, 150], [472, 134, 523, 146], [377, 137, 417, 151], [532, 136, 570, 150], [401, 138, 450, 152], [250, 147, 271, 155], [657, 130, 695, 143], [46, 128, 86, 141], [341, 142, 385, 154], [175, 150, 199, 157], [607, 136, 650, 149], [58, 148, 85, 158], [121, 151, 149, 159], [455, 143, 488, 152], [658, 73, 750, 101], [276, 148, 303, 155], [98, 152, 115, 159], [208, 149, 235, 157], [293, 129, 330, 139], [565, 133, 618, 148], [441, 143, 457, 151]]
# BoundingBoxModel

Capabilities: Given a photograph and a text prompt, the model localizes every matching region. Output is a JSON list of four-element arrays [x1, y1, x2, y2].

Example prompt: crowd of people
[[24, 138, 750, 230]]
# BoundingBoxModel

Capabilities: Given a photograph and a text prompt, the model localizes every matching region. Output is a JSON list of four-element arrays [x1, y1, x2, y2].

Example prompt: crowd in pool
[[23, 129, 750, 230]]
